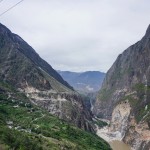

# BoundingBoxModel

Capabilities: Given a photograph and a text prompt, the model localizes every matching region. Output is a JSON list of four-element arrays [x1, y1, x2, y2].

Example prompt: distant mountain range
[[58, 71, 105, 93]]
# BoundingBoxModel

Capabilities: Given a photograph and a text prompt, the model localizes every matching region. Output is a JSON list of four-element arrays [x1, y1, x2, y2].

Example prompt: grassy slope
[[0, 82, 111, 150]]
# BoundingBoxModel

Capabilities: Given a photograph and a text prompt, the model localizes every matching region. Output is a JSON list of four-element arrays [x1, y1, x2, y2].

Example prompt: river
[[96, 125, 132, 150], [110, 140, 131, 150]]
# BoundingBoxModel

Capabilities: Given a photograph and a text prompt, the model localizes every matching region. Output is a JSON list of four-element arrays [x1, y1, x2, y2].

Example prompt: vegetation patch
[[0, 92, 112, 150], [98, 88, 114, 101], [94, 120, 108, 128]]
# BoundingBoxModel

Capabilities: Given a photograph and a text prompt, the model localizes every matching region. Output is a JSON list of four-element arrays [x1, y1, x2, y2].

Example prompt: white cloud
[[0, 0, 150, 72]]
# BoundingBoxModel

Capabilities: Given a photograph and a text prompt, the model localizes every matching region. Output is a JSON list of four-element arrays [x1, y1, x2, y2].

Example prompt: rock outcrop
[[123, 116, 150, 150], [26, 88, 93, 131], [96, 101, 131, 142], [109, 101, 131, 139], [93, 25, 150, 149]]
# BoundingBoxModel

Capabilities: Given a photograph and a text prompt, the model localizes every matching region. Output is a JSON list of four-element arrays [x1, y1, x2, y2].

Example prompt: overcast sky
[[0, 0, 150, 72]]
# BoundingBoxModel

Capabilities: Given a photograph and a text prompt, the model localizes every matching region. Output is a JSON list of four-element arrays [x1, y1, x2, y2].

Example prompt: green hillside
[[0, 81, 111, 150]]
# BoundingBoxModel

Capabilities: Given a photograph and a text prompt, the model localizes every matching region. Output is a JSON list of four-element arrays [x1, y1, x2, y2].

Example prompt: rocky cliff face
[[0, 23, 93, 132], [123, 115, 150, 150], [109, 101, 131, 139], [93, 25, 150, 149], [26, 88, 93, 131]]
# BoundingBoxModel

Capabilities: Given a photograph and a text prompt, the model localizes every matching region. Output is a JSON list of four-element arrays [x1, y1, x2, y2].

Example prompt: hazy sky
[[0, 0, 150, 72]]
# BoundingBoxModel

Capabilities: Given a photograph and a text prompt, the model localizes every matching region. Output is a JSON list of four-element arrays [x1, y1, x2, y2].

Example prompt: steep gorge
[[93, 25, 150, 149]]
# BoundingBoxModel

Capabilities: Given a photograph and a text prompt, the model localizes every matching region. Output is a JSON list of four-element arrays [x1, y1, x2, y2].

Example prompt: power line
[[0, 0, 24, 17]]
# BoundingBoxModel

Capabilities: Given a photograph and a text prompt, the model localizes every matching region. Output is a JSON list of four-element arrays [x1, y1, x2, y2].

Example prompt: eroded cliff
[[94, 25, 150, 149]]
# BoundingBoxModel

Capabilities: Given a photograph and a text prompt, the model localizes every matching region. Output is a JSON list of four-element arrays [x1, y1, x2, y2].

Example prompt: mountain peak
[[145, 24, 150, 38], [0, 23, 73, 90]]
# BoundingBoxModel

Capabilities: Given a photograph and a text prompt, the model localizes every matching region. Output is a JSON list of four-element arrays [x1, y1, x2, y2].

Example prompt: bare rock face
[[93, 25, 150, 149], [123, 116, 150, 150], [25, 88, 94, 132], [0, 23, 94, 132], [109, 101, 131, 139]]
